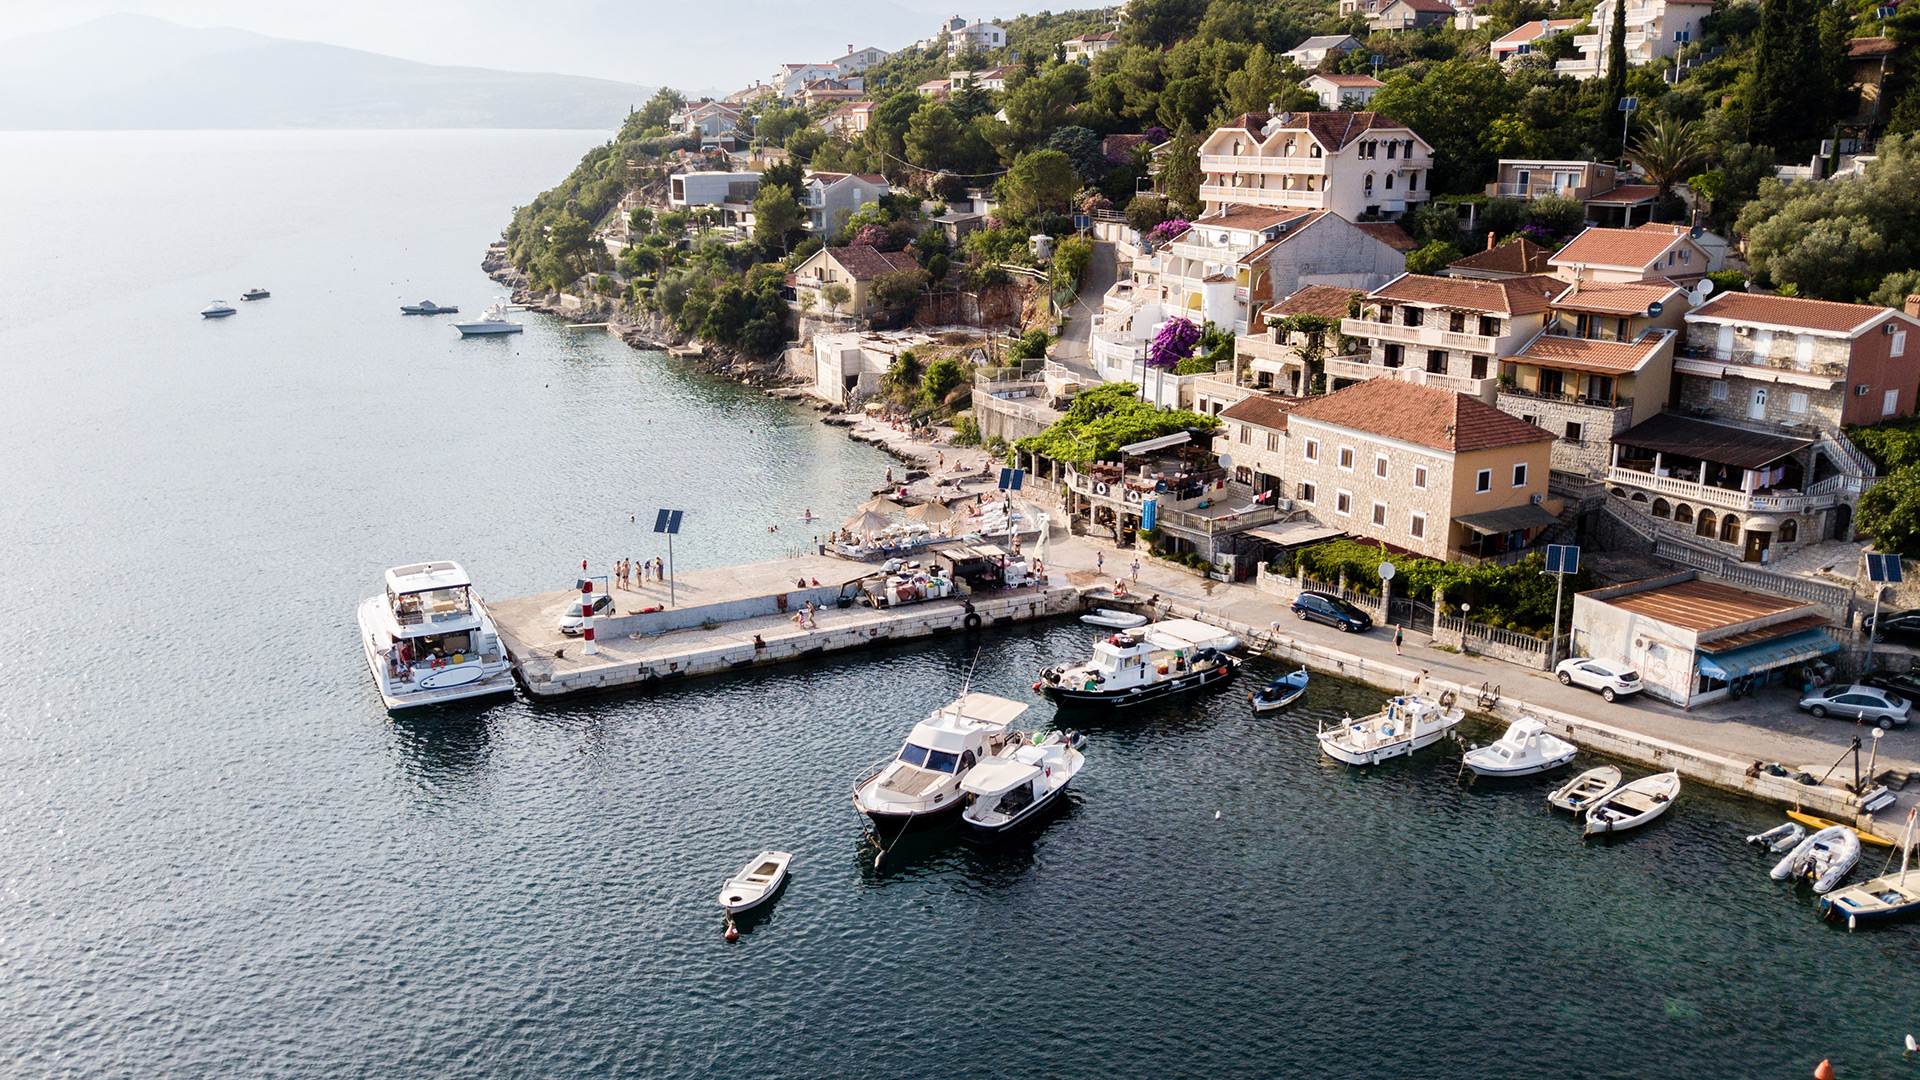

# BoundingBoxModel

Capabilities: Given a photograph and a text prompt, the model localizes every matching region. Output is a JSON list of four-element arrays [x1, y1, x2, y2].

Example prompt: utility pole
[[1545, 544, 1580, 668]]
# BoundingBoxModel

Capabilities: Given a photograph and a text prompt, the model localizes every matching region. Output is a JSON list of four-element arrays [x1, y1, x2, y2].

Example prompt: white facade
[[1142, 210, 1407, 334], [773, 63, 842, 98], [802, 172, 891, 232], [670, 171, 761, 208], [829, 46, 892, 73], [1300, 74, 1383, 109], [946, 21, 1006, 54], [1284, 35, 1363, 68], [1198, 112, 1434, 221], [1558, 0, 1714, 79]]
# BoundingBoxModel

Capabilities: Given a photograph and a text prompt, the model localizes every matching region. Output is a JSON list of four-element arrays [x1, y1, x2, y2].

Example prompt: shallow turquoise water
[[0, 131, 1915, 1079]]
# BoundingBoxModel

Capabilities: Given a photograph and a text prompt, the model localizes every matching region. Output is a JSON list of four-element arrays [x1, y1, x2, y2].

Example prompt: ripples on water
[[2, 132, 1918, 1079]]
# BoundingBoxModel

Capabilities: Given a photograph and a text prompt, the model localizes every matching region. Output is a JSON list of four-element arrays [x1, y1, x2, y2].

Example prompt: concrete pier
[[489, 555, 1086, 698]]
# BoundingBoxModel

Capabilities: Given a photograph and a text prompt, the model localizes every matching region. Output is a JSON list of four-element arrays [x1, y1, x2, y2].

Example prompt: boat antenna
[[960, 646, 983, 697]]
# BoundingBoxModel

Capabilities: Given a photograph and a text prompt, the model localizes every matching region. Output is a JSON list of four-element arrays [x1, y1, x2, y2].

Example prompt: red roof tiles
[[1689, 293, 1904, 336], [1288, 379, 1555, 453], [1368, 273, 1560, 315]]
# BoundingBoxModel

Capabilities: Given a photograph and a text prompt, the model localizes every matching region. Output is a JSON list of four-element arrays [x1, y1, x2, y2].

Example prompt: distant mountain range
[[0, 15, 652, 129]]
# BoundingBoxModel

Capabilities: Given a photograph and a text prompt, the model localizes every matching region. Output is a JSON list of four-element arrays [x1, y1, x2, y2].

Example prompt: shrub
[[950, 413, 982, 446], [1148, 317, 1202, 370]]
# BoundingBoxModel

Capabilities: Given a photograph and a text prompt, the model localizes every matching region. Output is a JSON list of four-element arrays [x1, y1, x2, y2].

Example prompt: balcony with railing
[[1325, 356, 1496, 396], [1340, 317, 1500, 354], [1196, 184, 1326, 209], [1605, 466, 1841, 513], [1200, 154, 1331, 174], [1234, 334, 1303, 370], [1491, 181, 1591, 200], [1497, 386, 1635, 413], [1674, 342, 1848, 382]]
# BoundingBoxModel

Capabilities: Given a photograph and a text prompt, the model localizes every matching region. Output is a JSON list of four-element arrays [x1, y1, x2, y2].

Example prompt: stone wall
[[1288, 417, 1459, 560], [1495, 391, 1631, 477], [1673, 370, 1843, 431]]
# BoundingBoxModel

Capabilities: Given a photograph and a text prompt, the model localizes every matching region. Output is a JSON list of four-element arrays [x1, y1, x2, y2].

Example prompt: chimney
[[1487, 231, 1496, 251], [1906, 294, 1920, 319]]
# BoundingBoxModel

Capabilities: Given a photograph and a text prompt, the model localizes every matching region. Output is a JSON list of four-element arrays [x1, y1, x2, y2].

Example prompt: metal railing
[[1606, 467, 1842, 513], [1498, 386, 1635, 410]]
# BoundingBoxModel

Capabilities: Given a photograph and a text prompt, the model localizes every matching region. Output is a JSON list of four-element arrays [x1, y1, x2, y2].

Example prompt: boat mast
[[1900, 809, 1916, 888]]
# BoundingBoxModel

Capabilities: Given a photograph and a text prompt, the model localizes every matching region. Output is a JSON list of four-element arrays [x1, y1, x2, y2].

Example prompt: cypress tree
[[1605, 0, 1629, 115]]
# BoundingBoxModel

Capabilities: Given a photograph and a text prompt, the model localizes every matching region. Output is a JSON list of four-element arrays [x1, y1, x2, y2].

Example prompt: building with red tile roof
[[1197, 111, 1435, 222]]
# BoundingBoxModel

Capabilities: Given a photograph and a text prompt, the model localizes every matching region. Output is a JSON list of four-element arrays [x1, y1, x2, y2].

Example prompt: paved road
[[1049, 239, 1117, 383]]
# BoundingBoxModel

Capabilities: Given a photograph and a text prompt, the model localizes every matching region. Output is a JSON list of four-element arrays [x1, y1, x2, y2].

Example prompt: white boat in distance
[[1317, 695, 1464, 766], [453, 302, 523, 336], [852, 693, 1030, 831], [1583, 771, 1681, 837], [1462, 717, 1578, 778], [958, 731, 1085, 840], [718, 851, 792, 915], [1772, 825, 1860, 894], [1549, 766, 1622, 812], [357, 560, 516, 709], [201, 300, 236, 318]]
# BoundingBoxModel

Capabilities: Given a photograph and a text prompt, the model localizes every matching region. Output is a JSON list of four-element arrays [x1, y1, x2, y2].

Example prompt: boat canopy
[[386, 560, 471, 595], [1140, 618, 1237, 652], [959, 757, 1042, 797], [934, 692, 1029, 731]]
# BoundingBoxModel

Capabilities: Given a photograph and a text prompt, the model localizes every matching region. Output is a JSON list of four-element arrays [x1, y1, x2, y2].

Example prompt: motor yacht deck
[[357, 560, 515, 709]]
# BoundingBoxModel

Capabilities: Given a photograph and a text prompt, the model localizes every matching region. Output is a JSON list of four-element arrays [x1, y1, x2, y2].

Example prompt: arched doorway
[[1652, 498, 1671, 518], [1696, 509, 1717, 539]]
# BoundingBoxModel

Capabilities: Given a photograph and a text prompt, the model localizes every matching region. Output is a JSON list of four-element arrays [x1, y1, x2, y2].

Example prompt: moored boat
[[1317, 694, 1463, 766], [1036, 619, 1241, 709], [717, 851, 792, 915], [852, 693, 1029, 831], [357, 560, 516, 710], [1549, 766, 1621, 812], [1746, 822, 1806, 853], [1081, 608, 1147, 630], [957, 730, 1086, 841], [402, 299, 459, 315], [453, 302, 523, 336], [1250, 668, 1309, 713], [201, 300, 236, 318], [1786, 809, 1894, 849], [1772, 825, 1860, 893], [1462, 717, 1577, 778], [1820, 810, 1920, 925], [240, 288, 270, 301], [1583, 771, 1681, 837]]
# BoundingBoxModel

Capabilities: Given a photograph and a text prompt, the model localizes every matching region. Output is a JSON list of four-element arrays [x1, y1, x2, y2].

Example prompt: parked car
[[1865, 671, 1920, 702], [1555, 658, 1644, 703], [1291, 591, 1372, 633], [1798, 683, 1911, 728], [558, 591, 616, 635], [1865, 609, 1920, 643]]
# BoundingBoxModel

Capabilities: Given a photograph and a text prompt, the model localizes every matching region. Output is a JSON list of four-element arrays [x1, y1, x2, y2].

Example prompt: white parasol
[[903, 500, 954, 524], [856, 496, 906, 515]]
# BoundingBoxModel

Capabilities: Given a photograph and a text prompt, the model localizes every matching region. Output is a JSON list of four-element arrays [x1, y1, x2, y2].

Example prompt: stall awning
[[1454, 503, 1560, 534], [1695, 629, 1839, 680], [1120, 431, 1191, 455]]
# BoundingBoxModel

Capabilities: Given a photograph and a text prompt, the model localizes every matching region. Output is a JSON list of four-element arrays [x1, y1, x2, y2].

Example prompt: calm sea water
[[1, 131, 1916, 1080]]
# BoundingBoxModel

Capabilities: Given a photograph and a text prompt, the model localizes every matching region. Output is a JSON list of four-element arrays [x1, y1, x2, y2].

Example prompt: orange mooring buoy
[[723, 921, 739, 942], [1815, 1059, 1835, 1080]]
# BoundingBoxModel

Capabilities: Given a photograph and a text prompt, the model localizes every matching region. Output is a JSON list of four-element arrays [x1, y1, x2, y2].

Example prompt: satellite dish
[[1691, 278, 1715, 305], [1378, 562, 1396, 582], [1218, 453, 1235, 470], [1647, 300, 1664, 318], [1689, 224, 1704, 240]]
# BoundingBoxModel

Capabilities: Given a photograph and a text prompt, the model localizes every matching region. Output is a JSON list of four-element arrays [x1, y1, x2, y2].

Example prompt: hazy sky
[[0, 1, 1004, 93]]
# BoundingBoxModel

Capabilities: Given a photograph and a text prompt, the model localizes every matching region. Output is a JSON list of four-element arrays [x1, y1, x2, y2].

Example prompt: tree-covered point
[[1016, 382, 1220, 468]]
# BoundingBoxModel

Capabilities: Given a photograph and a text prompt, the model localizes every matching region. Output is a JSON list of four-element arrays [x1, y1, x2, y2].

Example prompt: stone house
[[788, 244, 921, 317], [1197, 111, 1436, 221], [1336, 272, 1563, 401], [1234, 284, 1364, 396], [1282, 379, 1562, 562], [1217, 394, 1308, 494]]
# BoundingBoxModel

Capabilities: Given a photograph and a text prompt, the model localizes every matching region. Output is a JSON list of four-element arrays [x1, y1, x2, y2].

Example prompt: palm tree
[[1627, 116, 1709, 199]]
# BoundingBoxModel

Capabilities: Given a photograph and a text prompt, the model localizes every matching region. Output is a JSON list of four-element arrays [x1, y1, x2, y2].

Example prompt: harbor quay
[[488, 554, 1084, 697]]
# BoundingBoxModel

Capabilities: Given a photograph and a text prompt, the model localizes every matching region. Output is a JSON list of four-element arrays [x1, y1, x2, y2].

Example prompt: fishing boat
[[401, 300, 459, 315], [201, 300, 236, 318], [453, 302, 523, 336], [1250, 668, 1310, 713], [852, 692, 1030, 832], [1747, 822, 1807, 853], [1772, 825, 1860, 893], [957, 731, 1086, 841], [1786, 809, 1894, 849], [1549, 766, 1622, 812], [1461, 717, 1578, 778], [1081, 608, 1147, 630], [1820, 810, 1920, 925], [240, 288, 270, 301], [1317, 694, 1464, 767], [1583, 771, 1681, 837], [717, 851, 792, 915], [1035, 619, 1241, 709], [356, 560, 516, 710]]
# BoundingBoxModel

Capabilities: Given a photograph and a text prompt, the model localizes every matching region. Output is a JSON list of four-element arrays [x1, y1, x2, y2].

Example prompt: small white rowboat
[[1746, 822, 1806, 853], [1081, 608, 1148, 629], [1549, 765, 1622, 813], [1583, 771, 1681, 837], [718, 850, 792, 915]]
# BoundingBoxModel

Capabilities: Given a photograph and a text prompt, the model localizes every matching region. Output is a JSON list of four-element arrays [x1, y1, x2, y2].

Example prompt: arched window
[[1630, 491, 1649, 502], [1696, 509, 1717, 538], [1610, 487, 1628, 498], [1651, 499, 1671, 519], [1721, 514, 1741, 542], [1364, 172, 1375, 194], [1674, 504, 1694, 525], [1780, 518, 1799, 543]]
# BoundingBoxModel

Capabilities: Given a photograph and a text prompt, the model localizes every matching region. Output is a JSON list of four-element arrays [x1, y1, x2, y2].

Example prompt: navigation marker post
[[580, 574, 597, 656], [1865, 553, 1903, 676], [655, 508, 684, 608], [1544, 544, 1580, 667]]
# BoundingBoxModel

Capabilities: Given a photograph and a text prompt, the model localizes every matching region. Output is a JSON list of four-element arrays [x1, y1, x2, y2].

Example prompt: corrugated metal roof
[[1599, 577, 1807, 632]]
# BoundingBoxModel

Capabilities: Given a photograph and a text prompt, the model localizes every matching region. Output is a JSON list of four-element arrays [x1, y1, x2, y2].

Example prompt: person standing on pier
[[1130, 558, 1140, 583], [1096, 550, 1104, 575], [1394, 626, 1404, 655]]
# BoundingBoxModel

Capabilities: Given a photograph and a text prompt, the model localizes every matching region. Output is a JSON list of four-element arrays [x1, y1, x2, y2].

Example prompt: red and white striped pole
[[581, 559, 597, 655]]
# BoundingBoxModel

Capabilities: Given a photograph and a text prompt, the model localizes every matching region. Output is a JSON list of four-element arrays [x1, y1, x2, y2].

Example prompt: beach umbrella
[[857, 496, 906, 515], [1033, 513, 1051, 564], [843, 510, 892, 536], [903, 500, 954, 524]]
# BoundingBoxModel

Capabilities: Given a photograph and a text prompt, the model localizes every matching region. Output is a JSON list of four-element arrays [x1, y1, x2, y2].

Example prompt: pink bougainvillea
[[853, 224, 890, 249], [1147, 316, 1202, 370], [1146, 219, 1191, 246]]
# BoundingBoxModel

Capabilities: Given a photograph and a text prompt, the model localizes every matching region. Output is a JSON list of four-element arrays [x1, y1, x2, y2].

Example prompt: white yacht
[[357, 560, 515, 709], [959, 731, 1086, 840], [1317, 695, 1464, 766], [1462, 717, 1578, 777], [1036, 619, 1241, 708], [201, 300, 236, 318], [453, 303, 523, 336], [852, 693, 1030, 831]]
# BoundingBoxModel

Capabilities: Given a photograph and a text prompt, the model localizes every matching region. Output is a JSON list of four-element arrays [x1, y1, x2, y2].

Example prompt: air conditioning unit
[[1530, 493, 1545, 504], [1736, 326, 1752, 336]]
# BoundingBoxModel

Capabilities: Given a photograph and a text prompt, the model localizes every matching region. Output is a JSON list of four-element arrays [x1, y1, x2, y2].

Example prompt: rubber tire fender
[[964, 611, 982, 630]]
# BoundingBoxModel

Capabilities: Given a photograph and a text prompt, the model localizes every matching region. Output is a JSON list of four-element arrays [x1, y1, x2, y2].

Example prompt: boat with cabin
[[1462, 717, 1577, 778], [201, 300, 236, 318], [1035, 618, 1241, 708], [402, 300, 459, 315], [852, 693, 1030, 832], [957, 730, 1086, 841], [240, 288, 270, 301], [1820, 810, 1920, 925], [453, 302, 523, 336], [356, 560, 515, 710], [1317, 694, 1464, 766]]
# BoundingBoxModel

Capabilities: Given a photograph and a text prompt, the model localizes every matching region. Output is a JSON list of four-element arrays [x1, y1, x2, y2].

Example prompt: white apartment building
[[1334, 272, 1562, 400], [1557, 0, 1715, 79], [772, 63, 842, 98], [1300, 74, 1384, 109], [829, 46, 892, 74], [1198, 111, 1435, 221]]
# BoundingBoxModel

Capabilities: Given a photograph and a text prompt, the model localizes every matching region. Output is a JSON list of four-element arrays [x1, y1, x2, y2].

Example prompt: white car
[[558, 592, 615, 635], [1555, 658, 1644, 703]]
